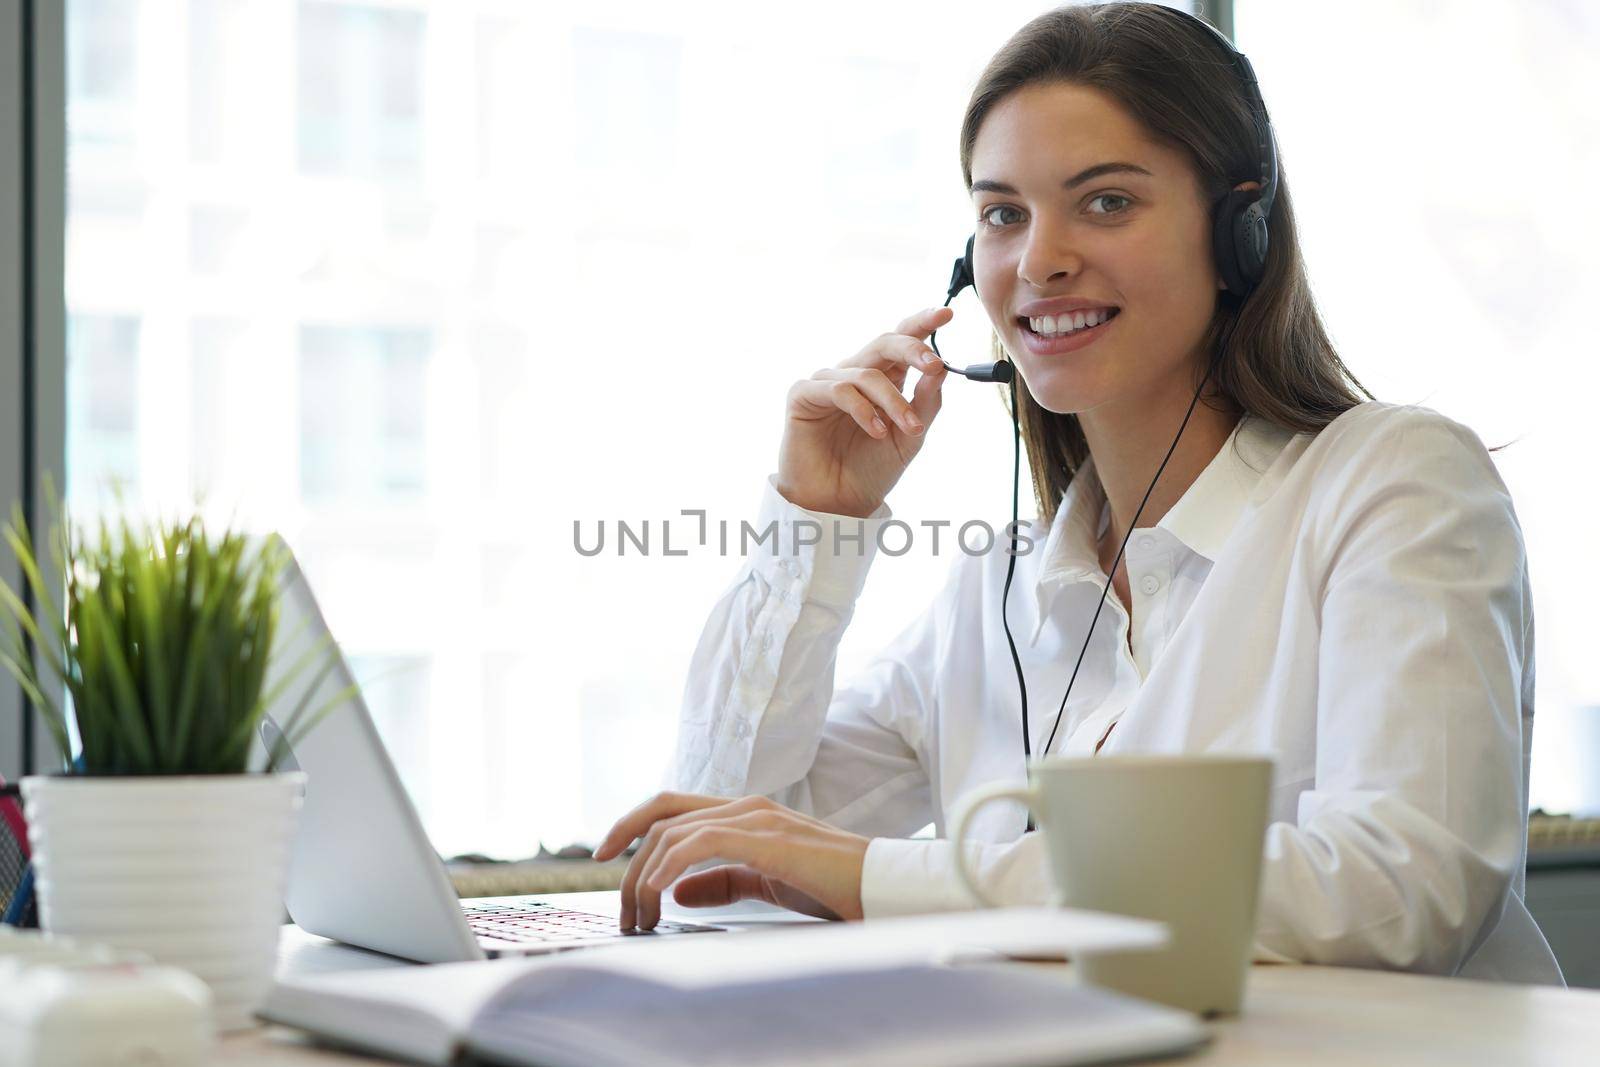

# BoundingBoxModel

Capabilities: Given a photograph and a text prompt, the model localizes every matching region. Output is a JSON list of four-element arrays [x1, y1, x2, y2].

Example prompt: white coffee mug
[[950, 754, 1272, 1016]]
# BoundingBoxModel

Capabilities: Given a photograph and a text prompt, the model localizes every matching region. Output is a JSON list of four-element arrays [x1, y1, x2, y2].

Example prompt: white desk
[[222, 918, 1600, 1066]]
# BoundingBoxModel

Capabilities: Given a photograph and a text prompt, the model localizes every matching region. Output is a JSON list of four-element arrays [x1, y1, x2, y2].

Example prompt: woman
[[594, 2, 1562, 984]]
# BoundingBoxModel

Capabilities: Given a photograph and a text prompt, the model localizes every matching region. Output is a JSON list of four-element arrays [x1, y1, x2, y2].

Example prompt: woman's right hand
[[775, 306, 953, 518]]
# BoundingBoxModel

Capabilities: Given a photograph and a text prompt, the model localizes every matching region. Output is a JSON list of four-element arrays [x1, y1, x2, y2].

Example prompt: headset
[[927, 7, 1279, 806]]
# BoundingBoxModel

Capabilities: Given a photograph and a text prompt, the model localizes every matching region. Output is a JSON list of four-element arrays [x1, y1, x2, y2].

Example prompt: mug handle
[[949, 781, 1038, 909]]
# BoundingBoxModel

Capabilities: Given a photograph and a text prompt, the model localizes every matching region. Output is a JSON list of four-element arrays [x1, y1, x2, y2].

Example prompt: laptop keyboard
[[462, 900, 721, 944]]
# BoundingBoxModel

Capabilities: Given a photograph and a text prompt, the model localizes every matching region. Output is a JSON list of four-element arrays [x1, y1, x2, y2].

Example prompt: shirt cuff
[[749, 475, 893, 612], [860, 837, 980, 919]]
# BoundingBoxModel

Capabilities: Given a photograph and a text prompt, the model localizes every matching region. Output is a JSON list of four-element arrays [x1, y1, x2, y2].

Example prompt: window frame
[[0, 0, 65, 779]]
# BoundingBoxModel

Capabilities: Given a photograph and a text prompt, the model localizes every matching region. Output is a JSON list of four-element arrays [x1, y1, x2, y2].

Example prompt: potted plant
[[0, 503, 340, 1031]]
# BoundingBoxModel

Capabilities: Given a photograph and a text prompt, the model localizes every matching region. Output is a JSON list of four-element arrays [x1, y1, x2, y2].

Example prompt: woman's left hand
[[593, 792, 870, 931]]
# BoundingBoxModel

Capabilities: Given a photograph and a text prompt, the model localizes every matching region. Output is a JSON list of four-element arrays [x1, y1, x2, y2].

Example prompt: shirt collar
[[1029, 415, 1289, 640], [1030, 457, 1109, 590], [1155, 414, 1279, 563], [1026, 455, 1110, 651]]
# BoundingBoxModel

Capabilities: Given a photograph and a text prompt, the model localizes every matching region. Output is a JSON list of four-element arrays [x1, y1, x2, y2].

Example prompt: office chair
[[0, 778, 35, 927]]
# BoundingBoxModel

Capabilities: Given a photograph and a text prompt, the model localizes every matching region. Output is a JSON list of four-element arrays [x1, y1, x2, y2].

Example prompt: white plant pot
[[21, 772, 305, 1032]]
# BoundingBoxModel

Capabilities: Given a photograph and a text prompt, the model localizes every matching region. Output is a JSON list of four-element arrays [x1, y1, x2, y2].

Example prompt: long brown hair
[[960, 2, 1373, 519]]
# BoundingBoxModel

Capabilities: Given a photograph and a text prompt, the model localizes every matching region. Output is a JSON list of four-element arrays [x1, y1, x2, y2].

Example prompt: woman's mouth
[[1016, 307, 1121, 356]]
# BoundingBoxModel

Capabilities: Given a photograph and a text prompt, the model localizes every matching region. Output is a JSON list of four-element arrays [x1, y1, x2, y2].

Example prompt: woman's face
[[968, 81, 1253, 417]]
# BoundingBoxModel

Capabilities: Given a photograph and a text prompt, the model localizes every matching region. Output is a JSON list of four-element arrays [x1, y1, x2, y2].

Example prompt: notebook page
[[261, 954, 565, 1064]]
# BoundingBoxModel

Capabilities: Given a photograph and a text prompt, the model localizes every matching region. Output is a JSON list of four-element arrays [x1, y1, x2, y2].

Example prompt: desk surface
[[224, 922, 1600, 1067]]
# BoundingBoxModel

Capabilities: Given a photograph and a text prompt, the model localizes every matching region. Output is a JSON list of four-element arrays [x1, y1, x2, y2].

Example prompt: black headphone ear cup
[[946, 233, 978, 303], [1211, 188, 1268, 298], [1237, 199, 1270, 286]]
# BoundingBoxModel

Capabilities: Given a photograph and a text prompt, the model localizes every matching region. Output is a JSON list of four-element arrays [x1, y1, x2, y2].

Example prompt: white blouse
[[670, 400, 1564, 985]]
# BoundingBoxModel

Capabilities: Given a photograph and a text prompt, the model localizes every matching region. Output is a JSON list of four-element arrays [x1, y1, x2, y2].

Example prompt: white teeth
[[1027, 308, 1117, 335]]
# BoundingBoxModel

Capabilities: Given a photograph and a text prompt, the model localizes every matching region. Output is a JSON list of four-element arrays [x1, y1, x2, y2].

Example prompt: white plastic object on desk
[[0, 928, 213, 1067]]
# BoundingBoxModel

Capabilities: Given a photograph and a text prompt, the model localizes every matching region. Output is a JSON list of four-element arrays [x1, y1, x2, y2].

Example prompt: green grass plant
[[0, 501, 342, 775]]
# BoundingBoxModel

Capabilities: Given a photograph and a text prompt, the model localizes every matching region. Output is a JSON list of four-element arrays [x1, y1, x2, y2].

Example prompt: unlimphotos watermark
[[573, 510, 1039, 558]]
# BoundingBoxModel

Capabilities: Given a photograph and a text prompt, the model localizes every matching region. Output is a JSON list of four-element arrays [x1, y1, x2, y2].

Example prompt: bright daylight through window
[[63, 0, 1600, 860]]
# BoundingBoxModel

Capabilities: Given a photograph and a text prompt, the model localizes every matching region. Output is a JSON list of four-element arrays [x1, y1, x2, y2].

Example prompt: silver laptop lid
[[254, 538, 484, 964]]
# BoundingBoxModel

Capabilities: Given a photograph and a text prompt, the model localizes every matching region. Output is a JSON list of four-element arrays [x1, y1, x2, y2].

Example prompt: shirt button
[[1138, 535, 1155, 551], [1139, 574, 1160, 596], [733, 720, 752, 740]]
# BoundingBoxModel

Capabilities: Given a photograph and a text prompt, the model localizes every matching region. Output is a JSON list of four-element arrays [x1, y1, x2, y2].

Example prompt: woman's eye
[[1088, 193, 1131, 215], [979, 204, 1022, 228]]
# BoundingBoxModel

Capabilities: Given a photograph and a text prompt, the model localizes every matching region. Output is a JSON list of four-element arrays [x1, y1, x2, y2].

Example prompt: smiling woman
[[598, 1, 1565, 988], [958, 20, 1368, 522]]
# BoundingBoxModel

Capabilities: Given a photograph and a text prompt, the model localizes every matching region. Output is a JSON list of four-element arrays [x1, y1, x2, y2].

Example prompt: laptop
[[254, 537, 730, 961]]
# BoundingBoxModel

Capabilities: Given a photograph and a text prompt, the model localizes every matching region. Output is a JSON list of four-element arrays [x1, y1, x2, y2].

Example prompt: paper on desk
[[271, 906, 1168, 1007], [541, 906, 1170, 988]]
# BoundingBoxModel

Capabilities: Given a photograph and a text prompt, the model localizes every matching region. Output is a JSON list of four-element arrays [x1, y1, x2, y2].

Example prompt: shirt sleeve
[[865, 410, 1534, 974], [1253, 410, 1533, 974], [669, 476, 939, 840], [860, 833, 1054, 917]]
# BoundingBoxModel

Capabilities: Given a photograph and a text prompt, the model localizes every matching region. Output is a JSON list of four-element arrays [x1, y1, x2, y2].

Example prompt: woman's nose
[[1017, 224, 1082, 288]]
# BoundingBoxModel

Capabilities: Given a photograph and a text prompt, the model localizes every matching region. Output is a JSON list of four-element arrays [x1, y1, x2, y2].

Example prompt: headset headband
[[1171, 8, 1278, 218]]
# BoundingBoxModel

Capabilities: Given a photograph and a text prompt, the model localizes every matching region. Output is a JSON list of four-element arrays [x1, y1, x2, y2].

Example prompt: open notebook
[[263, 908, 1211, 1067]]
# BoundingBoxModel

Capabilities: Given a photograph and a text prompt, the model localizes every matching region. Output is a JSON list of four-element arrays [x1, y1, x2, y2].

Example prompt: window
[[188, 0, 251, 165], [297, 2, 425, 181], [1234, 0, 1599, 812], [189, 206, 249, 275], [67, 0, 138, 167], [189, 317, 246, 495], [66, 315, 141, 507], [298, 325, 430, 503], [349, 654, 434, 820], [823, 56, 924, 234], [571, 28, 681, 174], [64, 0, 1066, 857], [80, 1, 1584, 861]]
